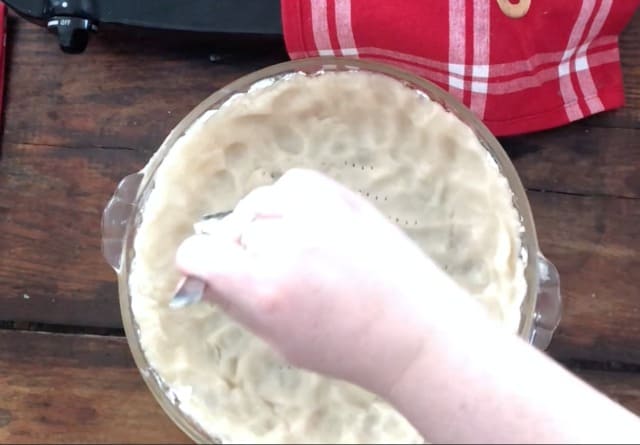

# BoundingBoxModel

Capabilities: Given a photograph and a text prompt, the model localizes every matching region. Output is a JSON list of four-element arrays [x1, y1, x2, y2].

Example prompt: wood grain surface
[[0, 330, 638, 444], [0, 7, 639, 443], [2, 138, 640, 364], [1, 18, 289, 152], [0, 143, 146, 328], [0, 331, 188, 444]]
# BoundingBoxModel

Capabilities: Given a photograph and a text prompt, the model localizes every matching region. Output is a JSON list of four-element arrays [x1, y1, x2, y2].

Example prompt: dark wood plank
[[533, 192, 640, 364], [579, 371, 640, 417], [1, 15, 289, 151], [0, 330, 189, 444], [0, 142, 148, 328], [2, 140, 640, 365], [503, 126, 640, 199], [0, 330, 637, 444]]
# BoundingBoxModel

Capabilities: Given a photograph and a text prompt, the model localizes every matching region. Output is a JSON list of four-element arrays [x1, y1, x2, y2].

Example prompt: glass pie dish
[[101, 57, 562, 443]]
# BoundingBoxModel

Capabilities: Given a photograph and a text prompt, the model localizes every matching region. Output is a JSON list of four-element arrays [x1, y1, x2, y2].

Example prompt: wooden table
[[0, 10, 639, 443]]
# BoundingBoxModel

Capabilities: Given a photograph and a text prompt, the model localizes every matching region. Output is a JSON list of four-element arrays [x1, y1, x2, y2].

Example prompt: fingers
[[174, 168, 366, 319], [239, 215, 298, 254], [232, 185, 281, 220], [176, 234, 261, 318]]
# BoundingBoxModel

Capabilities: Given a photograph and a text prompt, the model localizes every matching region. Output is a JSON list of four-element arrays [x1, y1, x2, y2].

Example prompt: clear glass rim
[[118, 56, 542, 443]]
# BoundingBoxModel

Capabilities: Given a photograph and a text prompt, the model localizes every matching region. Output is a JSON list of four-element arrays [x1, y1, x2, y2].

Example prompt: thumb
[[175, 234, 257, 313]]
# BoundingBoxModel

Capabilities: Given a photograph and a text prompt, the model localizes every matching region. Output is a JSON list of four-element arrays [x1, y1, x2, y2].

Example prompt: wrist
[[363, 265, 489, 399]]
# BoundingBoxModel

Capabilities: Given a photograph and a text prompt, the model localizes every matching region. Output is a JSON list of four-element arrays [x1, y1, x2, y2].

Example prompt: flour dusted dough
[[130, 71, 526, 444]]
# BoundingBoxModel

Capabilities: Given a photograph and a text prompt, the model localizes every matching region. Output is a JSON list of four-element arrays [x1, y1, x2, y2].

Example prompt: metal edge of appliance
[[2, 0, 283, 53]]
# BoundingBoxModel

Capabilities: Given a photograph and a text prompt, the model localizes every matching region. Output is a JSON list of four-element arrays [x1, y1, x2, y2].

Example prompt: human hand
[[176, 168, 469, 394]]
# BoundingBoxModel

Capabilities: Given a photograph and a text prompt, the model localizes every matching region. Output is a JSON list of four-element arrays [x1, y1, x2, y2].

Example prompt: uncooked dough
[[130, 71, 526, 444]]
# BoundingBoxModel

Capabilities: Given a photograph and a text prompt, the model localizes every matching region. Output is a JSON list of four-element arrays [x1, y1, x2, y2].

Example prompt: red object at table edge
[[0, 4, 6, 130], [281, 0, 639, 136]]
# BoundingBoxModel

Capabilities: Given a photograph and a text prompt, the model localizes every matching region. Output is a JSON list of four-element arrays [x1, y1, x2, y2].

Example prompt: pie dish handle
[[530, 254, 562, 350], [101, 173, 143, 272]]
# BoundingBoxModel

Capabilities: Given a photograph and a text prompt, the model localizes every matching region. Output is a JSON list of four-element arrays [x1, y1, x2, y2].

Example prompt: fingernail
[[170, 276, 207, 309]]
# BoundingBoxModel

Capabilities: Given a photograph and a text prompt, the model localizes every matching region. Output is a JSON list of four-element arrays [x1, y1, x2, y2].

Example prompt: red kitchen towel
[[281, 0, 639, 136]]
